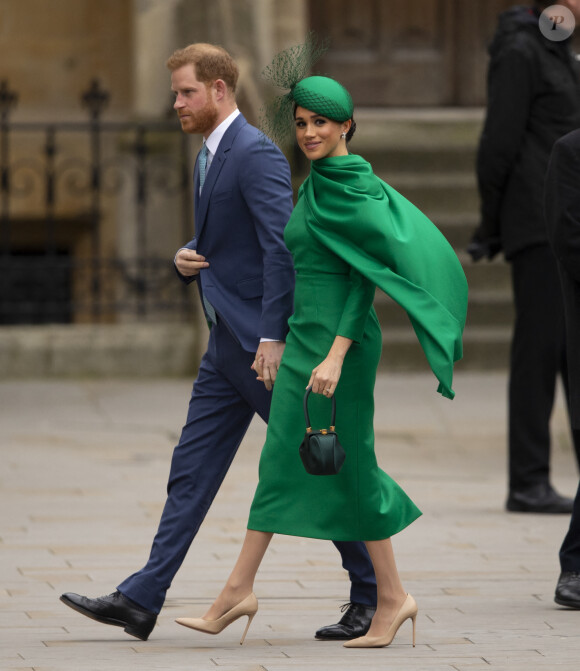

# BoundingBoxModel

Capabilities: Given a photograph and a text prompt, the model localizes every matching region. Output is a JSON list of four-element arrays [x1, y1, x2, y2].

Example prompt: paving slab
[[1, 372, 579, 670]]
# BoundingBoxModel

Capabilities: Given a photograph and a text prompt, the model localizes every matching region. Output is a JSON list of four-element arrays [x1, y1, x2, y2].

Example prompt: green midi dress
[[247, 154, 468, 541]]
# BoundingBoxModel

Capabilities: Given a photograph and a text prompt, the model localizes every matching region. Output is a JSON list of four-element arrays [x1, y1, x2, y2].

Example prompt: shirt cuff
[[174, 247, 189, 265]]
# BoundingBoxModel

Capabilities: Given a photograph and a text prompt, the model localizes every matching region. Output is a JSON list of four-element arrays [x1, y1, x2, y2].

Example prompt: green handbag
[[299, 386, 346, 475]]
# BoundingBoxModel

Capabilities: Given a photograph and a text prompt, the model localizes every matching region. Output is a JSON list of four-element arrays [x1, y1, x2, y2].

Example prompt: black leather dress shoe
[[60, 591, 156, 640], [506, 483, 574, 514], [555, 572, 580, 609], [315, 602, 376, 640]]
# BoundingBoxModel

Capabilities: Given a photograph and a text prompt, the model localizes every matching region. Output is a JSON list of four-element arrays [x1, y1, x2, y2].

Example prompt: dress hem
[[247, 511, 422, 542]]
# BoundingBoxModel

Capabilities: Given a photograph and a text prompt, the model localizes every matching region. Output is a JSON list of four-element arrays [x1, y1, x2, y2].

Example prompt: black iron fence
[[0, 79, 194, 324]]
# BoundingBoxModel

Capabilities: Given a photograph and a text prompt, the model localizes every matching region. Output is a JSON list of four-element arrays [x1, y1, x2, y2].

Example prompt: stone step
[[353, 108, 483, 231], [0, 324, 201, 377], [372, 254, 511, 295], [461, 254, 511, 292], [292, 174, 480, 236], [383, 171, 479, 215], [374, 288, 513, 328], [466, 290, 514, 327], [461, 325, 512, 369], [362, 145, 478, 175], [352, 107, 483, 172], [432, 212, 479, 249], [353, 107, 484, 144], [379, 325, 511, 372]]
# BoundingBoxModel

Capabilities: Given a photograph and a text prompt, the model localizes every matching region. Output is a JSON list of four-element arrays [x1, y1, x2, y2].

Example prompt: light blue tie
[[202, 289, 217, 324], [199, 143, 208, 190], [197, 144, 216, 323]]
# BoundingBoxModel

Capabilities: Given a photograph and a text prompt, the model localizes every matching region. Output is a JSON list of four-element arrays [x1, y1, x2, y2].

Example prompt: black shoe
[[60, 591, 157, 640], [315, 602, 376, 640], [555, 572, 580, 609], [506, 483, 574, 514]]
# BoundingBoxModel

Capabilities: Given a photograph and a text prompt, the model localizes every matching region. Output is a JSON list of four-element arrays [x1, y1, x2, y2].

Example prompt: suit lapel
[[193, 159, 201, 224], [194, 114, 247, 239]]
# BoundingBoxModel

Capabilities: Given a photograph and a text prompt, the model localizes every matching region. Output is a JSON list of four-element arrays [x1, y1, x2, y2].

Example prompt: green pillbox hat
[[292, 76, 353, 122]]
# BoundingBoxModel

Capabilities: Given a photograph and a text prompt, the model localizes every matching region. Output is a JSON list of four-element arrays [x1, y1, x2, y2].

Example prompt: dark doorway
[[0, 249, 72, 324]]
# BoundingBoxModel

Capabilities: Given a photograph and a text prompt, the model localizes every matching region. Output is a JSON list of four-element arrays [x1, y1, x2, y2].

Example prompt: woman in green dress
[[176, 75, 467, 649]]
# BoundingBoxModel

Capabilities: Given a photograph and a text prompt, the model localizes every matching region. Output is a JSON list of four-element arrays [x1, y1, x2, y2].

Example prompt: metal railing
[[0, 79, 194, 324]]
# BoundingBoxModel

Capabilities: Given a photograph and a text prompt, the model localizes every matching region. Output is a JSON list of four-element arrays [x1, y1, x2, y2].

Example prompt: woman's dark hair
[[293, 103, 357, 143], [345, 118, 356, 143]]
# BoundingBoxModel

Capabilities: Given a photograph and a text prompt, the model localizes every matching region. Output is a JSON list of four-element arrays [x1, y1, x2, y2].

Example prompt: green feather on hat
[[261, 34, 353, 145]]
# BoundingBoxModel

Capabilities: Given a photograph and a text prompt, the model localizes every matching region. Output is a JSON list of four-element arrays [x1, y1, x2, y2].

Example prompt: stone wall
[[0, 323, 203, 377], [0, 0, 133, 120]]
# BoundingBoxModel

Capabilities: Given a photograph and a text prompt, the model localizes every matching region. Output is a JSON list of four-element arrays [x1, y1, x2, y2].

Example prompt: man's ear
[[213, 79, 227, 102]]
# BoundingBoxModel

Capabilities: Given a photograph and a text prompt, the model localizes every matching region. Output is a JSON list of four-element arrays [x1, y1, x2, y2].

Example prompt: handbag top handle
[[303, 385, 337, 433]]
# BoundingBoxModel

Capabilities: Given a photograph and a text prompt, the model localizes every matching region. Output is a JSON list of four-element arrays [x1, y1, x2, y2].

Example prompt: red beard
[[178, 99, 219, 135]]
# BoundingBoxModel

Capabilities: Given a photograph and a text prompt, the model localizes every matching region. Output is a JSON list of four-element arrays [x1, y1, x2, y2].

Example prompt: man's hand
[[466, 226, 502, 262], [175, 248, 209, 277], [252, 341, 285, 391]]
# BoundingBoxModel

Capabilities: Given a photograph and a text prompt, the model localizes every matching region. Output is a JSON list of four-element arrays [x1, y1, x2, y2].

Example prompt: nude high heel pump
[[343, 593, 417, 648], [175, 592, 258, 645]]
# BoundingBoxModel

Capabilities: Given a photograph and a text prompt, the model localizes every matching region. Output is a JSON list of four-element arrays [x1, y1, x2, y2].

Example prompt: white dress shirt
[[199, 108, 241, 191]]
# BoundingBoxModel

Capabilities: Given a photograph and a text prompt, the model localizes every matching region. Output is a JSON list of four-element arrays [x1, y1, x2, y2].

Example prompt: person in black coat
[[468, 1, 580, 513], [545, 128, 580, 608]]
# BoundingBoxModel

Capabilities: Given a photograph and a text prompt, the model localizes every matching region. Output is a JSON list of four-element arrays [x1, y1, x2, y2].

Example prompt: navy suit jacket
[[180, 114, 295, 352]]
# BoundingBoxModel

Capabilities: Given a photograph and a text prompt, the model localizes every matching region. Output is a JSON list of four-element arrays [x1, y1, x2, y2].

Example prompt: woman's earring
[[341, 132, 347, 139]]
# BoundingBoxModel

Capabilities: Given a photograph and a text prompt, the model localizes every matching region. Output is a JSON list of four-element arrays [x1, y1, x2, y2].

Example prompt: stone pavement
[[1, 372, 579, 671]]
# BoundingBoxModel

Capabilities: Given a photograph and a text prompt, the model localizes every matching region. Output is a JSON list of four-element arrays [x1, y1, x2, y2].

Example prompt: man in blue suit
[[60, 43, 376, 641]]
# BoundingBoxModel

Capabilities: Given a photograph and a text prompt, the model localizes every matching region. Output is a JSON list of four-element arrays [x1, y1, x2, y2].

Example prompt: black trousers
[[508, 244, 580, 492], [560, 479, 580, 571], [557, 262, 580, 570]]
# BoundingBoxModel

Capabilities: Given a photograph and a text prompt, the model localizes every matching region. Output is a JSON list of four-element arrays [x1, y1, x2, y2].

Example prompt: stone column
[[270, 0, 308, 55], [133, 0, 182, 119]]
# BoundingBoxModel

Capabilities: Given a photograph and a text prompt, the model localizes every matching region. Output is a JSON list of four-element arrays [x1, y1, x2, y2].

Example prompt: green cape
[[301, 154, 468, 399]]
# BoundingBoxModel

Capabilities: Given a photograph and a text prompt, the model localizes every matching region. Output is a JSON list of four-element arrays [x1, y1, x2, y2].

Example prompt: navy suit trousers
[[117, 321, 376, 613]]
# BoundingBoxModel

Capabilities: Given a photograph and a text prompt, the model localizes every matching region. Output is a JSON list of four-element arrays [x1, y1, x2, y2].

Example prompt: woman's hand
[[308, 357, 342, 397], [308, 335, 353, 397]]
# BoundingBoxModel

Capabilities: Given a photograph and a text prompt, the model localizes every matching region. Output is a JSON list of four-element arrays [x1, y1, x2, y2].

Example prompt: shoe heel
[[123, 625, 148, 641], [411, 612, 417, 647], [239, 612, 255, 645]]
